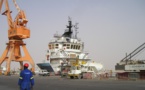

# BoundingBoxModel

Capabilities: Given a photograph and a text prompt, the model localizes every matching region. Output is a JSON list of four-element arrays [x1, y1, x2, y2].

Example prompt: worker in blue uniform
[[18, 63, 34, 90]]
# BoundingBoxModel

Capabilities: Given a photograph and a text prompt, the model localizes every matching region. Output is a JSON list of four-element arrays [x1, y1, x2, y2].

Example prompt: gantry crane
[[0, 0, 35, 75]]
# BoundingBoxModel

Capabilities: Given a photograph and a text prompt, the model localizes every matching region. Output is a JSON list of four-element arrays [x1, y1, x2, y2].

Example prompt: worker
[[18, 63, 34, 90]]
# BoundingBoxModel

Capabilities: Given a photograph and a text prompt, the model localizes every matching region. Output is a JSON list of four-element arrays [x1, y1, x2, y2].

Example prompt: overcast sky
[[0, 0, 145, 70]]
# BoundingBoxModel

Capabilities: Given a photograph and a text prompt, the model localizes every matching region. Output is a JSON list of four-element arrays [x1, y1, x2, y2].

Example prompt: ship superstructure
[[37, 17, 103, 75]]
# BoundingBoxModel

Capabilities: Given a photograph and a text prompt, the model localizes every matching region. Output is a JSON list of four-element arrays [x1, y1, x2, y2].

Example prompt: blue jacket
[[18, 69, 34, 90]]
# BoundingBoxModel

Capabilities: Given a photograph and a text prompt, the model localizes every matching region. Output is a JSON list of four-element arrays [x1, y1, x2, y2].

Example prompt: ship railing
[[54, 34, 62, 38]]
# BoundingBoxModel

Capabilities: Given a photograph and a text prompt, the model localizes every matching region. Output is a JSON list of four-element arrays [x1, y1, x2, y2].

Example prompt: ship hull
[[37, 63, 54, 72]]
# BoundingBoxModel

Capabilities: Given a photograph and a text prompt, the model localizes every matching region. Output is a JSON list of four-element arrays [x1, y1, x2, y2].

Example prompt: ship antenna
[[74, 22, 79, 39], [68, 16, 71, 22]]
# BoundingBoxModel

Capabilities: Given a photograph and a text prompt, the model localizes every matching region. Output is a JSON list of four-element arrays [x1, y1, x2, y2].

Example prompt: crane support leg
[[0, 42, 14, 75], [0, 46, 9, 65], [19, 61, 23, 71], [0, 40, 35, 75], [0, 46, 9, 75], [21, 44, 35, 73], [5, 45, 14, 75]]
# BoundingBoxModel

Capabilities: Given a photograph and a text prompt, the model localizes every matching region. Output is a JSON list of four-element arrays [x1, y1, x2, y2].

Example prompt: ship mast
[[74, 22, 79, 39], [62, 17, 73, 38], [67, 17, 72, 33]]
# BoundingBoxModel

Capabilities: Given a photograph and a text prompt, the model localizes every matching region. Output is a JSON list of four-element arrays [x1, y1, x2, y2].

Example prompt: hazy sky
[[0, 0, 145, 70]]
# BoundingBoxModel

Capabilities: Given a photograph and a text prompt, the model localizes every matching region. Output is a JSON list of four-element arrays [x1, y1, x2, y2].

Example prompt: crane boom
[[1, 0, 13, 28], [0, 0, 4, 13], [121, 42, 145, 61], [13, 0, 28, 27], [13, 0, 20, 12]]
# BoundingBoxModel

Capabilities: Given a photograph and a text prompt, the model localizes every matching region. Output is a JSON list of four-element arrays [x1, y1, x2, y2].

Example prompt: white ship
[[37, 17, 104, 75]]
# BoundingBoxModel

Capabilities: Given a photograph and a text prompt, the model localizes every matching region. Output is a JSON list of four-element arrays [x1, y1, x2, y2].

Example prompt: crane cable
[[12, 0, 20, 12]]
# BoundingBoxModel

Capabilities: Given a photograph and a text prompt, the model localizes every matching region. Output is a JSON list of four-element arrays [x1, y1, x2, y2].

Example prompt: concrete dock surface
[[0, 75, 145, 90]]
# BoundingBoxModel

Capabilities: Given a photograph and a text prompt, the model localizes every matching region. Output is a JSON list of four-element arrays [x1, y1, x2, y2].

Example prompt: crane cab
[[8, 27, 30, 39]]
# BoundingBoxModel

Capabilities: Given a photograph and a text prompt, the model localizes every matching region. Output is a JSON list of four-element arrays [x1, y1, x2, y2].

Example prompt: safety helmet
[[24, 63, 29, 68]]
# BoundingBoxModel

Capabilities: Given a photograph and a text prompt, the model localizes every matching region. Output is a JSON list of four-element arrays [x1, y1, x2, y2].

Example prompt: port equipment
[[115, 42, 145, 80], [68, 58, 83, 79], [68, 57, 96, 79], [0, 0, 35, 75], [121, 42, 145, 62], [115, 42, 145, 71]]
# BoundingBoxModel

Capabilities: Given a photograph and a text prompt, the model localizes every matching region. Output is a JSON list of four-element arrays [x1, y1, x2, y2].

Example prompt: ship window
[[78, 46, 80, 50], [75, 45, 78, 49], [55, 44, 59, 49], [66, 44, 70, 49], [73, 45, 76, 49], [49, 44, 51, 49], [63, 44, 66, 46], [55, 44, 58, 46], [71, 45, 73, 49]]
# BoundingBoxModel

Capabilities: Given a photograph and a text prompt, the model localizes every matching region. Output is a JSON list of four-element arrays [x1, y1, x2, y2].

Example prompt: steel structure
[[0, 0, 35, 75], [121, 42, 145, 62]]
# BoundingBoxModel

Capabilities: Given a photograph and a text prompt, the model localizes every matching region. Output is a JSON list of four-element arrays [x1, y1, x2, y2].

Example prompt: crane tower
[[0, 0, 35, 75]]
